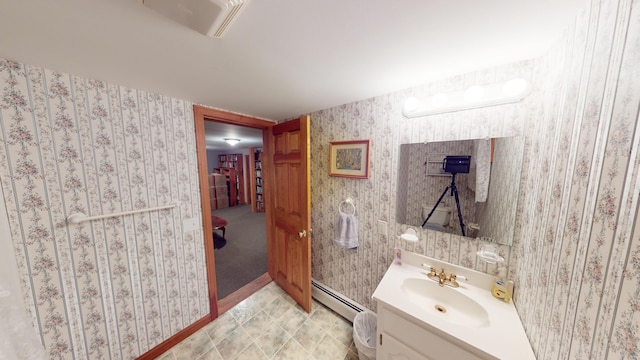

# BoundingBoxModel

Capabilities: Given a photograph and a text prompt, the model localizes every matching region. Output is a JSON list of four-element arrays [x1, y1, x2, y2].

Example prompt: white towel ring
[[339, 198, 356, 215]]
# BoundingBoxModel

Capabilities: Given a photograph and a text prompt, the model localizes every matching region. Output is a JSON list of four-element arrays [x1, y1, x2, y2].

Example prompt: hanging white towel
[[334, 210, 359, 249]]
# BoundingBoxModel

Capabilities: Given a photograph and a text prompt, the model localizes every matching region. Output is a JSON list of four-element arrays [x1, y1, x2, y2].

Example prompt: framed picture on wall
[[329, 140, 370, 178]]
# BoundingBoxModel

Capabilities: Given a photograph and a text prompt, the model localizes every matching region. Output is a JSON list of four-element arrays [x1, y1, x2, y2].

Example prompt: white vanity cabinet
[[377, 331, 426, 360], [371, 252, 536, 360], [376, 302, 490, 360]]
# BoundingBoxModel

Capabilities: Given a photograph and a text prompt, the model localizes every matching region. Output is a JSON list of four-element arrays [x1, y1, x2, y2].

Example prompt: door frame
[[193, 105, 275, 319]]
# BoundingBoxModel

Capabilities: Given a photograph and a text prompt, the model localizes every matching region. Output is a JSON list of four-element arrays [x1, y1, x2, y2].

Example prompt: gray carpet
[[211, 205, 267, 299]]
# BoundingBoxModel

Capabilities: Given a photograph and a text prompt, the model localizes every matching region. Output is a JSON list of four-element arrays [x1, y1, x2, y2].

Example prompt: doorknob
[[298, 230, 307, 238]]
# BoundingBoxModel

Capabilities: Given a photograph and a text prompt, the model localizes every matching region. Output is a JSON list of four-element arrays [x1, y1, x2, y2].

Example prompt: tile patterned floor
[[157, 282, 360, 360]]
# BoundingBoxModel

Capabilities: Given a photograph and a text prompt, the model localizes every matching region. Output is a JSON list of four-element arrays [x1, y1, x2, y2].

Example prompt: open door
[[266, 115, 312, 312]]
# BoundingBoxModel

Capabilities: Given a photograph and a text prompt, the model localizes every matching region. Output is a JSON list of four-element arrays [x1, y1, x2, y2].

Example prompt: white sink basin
[[372, 253, 536, 359], [401, 278, 490, 328]]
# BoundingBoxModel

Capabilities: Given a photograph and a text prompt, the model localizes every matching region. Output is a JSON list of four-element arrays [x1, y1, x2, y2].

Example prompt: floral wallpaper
[[0, 0, 638, 359], [0, 61, 208, 359], [308, 0, 640, 358], [514, 0, 640, 358]]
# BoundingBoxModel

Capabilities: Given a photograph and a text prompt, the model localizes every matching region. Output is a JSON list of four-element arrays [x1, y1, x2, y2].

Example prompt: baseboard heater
[[311, 278, 369, 322]]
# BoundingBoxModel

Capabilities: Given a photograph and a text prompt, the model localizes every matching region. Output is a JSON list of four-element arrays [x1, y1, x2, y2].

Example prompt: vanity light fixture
[[463, 85, 485, 102], [404, 97, 420, 113], [430, 93, 448, 107], [224, 138, 240, 146], [402, 78, 531, 118]]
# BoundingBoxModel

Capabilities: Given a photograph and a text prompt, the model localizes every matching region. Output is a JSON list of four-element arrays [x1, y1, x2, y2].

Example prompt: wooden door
[[267, 115, 312, 312]]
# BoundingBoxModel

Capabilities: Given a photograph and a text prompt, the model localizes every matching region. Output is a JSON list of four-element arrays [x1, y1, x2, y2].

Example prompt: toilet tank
[[422, 203, 452, 226]]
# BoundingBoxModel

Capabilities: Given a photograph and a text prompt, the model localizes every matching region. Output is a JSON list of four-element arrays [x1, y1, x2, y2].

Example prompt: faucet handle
[[450, 273, 467, 281], [421, 263, 437, 276], [448, 273, 460, 288]]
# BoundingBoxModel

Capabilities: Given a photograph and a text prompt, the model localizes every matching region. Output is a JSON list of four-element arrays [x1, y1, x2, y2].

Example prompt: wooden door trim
[[193, 105, 275, 320], [272, 119, 301, 134], [263, 122, 276, 279], [194, 106, 273, 128]]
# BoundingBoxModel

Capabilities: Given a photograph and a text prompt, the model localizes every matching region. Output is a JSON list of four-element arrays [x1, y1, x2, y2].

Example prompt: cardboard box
[[209, 186, 227, 199], [216, 196, 229, 209], [213, 174, 226, 186], [210, 198, 218, 210], [213, 185, 227, 197]]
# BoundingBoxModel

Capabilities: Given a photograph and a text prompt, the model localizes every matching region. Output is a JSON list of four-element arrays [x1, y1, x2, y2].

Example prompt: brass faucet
[[425, 266, 460, 288], [437, 269, 447, 285]]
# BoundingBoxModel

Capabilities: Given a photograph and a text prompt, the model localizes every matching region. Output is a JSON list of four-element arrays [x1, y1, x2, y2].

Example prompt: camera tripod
[[421, 173, 466, 236]]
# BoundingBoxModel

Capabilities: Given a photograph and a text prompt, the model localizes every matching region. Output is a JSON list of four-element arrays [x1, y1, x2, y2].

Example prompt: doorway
[[204, 121, 266, 299], [193, 105, 275, 317]]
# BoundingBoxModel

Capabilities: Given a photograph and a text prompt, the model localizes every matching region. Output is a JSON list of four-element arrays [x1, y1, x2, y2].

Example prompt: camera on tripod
[[442, 155, 471, 174], [422, 155, 472, 236]]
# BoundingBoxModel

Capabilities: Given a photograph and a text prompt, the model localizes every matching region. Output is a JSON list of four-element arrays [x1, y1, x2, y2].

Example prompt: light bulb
[[502, 78, 529, 96], [464, 85, 485, 102], [403, 97, 420, 113]]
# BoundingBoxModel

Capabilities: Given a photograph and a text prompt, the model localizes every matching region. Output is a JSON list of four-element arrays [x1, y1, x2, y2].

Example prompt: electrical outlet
[[183, 218, 200, 232], [377, 220, 387, 235]]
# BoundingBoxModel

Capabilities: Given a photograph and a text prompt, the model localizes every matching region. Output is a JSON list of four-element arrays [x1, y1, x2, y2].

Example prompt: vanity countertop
[[372, 251, 535, 360]]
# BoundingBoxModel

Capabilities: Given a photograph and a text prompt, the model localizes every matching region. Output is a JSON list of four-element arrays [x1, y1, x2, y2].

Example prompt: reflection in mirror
[[396, 136, 524, 246]]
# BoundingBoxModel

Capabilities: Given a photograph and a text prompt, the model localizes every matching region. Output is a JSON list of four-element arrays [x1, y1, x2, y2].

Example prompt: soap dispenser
[[491, 269, 514, 303]]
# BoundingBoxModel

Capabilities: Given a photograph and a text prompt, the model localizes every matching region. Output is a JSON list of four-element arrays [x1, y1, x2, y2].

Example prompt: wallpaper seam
[[591, 0, 637, 356], [96, 81, 122, 359], [601, 109, 640, 359], [568, 7, 626, 360], [537, 38, 583, 358], [543, 3, 598, 354], [558, 0, 606, 355], [102, 80, 125, 359], [66, 70, 94, 359], [42, 67, 83, 358], [14, 64, 44, 344]]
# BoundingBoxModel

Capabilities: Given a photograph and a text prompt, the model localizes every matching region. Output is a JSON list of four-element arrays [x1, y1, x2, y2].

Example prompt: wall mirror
[[396, 136, 524, 246]]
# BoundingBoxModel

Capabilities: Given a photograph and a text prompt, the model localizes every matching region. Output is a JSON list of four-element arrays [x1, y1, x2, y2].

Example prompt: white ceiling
[[0, 0, 588, 121], [204, 120, 263, 150]]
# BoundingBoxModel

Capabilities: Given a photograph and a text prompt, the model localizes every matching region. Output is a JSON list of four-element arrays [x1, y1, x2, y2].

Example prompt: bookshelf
[[217, 153, 241, 169], [249, 148, 264, 212]]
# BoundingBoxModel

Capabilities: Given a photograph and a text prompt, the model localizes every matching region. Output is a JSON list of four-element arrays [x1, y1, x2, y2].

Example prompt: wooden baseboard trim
[[136, 315, 211, 360], [218, 273, 273, 314]]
